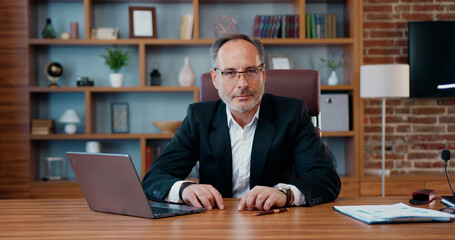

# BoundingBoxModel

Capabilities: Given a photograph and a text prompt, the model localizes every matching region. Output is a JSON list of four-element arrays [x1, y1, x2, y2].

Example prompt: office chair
[[199, 69, 321, 127]]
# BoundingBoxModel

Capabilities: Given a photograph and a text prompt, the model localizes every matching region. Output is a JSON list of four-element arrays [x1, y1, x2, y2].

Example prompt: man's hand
[[181, 184, 225, 210], [238, 186, 287, 211]]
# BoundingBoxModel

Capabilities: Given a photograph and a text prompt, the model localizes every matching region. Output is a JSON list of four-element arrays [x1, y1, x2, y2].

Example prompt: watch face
[[275, 183, 290, 191]]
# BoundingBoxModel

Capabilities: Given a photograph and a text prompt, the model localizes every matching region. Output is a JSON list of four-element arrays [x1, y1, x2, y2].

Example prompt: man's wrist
[[274, 183, 292, 206], [179, 182, 196, 202]]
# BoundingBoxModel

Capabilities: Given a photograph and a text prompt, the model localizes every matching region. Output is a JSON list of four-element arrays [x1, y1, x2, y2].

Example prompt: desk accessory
[[59, 109, 81, 134], [409, 189, 435, 205], [334, 203, 454, 224], [441, 150, 455, 207], [254, 208, 289, 216]]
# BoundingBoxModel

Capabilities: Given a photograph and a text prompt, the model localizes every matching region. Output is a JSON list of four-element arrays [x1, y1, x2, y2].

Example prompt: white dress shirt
[[165, 105, 305, 206]]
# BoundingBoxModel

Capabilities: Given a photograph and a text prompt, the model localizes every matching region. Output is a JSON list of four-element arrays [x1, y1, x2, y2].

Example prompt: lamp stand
[[381, 97, 386, 197]]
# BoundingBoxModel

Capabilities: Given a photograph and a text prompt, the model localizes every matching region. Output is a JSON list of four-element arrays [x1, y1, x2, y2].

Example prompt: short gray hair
[[209, 33, 265, 69]]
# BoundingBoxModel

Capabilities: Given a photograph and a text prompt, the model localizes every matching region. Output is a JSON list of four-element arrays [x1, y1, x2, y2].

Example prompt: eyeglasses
[[214, 64, 264, 81]]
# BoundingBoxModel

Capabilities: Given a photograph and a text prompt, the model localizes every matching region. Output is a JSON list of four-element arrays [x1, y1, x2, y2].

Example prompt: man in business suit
[[142, 33, 340, 211]]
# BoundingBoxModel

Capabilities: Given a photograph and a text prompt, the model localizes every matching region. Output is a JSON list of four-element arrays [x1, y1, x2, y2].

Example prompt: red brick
[[408, 135, 441, 142], [363, 57, 395, 64], [396, 125, 411, 132], [449, 107, 455, 114], [364, 39, 395, 47], [413, 126, 445, 133], [412, 108, 446, 115], [363, 22, 397, 29], [412, 4, 445, 11], [437, 98, 455, 106], [365, 126, 382, 133], [366, 0, 399, 3], [395, 57, 409, 63], [407, 152, 439, 159], [402, 0, 433, 3], [367, 48, 401, 55], [396, 39, 408, 46], [364, 107, 381, 115], [411, 143, 448, 150], [404, 117, 437, 124], [437, 13, 455, 20], [366, 99, 382, 106], [371, 30, 404, 38], [448, 125, 455, 132], [386, 99, 402, 105], [439, 116, 455, 124], [395, 5, 412, 12], [395, 107, 411, 114], [366, 13, 395, 21], [402, 13, 434, 21], [442, 135, 455, 141], [416, 98, 438, 106], [364, 5, 393, 12]]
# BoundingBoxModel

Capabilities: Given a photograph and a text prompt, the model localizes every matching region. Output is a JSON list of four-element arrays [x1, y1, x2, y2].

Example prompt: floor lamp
[[360, 64, 410, 197]]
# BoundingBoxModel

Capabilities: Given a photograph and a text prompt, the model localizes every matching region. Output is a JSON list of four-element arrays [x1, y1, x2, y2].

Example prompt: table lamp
[[360, 64, 410, 197], [59, 109, 81, 134]]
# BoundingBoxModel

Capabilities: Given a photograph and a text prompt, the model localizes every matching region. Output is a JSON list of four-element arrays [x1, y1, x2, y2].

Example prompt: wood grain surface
[[0, 197, 454, 239]]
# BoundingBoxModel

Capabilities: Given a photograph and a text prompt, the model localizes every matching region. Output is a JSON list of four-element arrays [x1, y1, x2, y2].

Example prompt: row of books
[[145, 145, 163, 171], [179, 14, 194, 40], [253, 15, 299, 39], [31, 119, 54, 135], [306, 13, 337, 39]]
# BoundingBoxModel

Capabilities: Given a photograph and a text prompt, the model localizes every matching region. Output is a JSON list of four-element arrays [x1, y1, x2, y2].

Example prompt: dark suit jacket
[[142, 94, 341, 206]]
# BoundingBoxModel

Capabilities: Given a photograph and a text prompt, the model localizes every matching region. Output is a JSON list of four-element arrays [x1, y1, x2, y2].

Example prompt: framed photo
[[111, 102, 129, 133], [268, 54, 295, 69], [129, 6, 157, 38]]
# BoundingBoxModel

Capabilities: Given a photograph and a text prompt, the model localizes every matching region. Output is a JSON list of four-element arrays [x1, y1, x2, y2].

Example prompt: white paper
[[133, 10, 153, 37], [334, 203, 454, 224]]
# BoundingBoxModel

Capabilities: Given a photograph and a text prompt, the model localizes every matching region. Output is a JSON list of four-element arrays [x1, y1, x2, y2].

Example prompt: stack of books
[[179, 15, 194, 40], [306, 13, 337, 39], [31, 119, 54, 135], [91, 27, 119, 40], [253, 15, 299, 39]]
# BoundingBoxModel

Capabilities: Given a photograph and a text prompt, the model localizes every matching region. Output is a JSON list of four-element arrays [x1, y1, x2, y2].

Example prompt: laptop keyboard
[[150, 206, 183, 214]]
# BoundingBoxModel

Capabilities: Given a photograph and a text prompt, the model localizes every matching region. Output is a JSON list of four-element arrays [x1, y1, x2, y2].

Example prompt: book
[[334, 203, 454, 224]]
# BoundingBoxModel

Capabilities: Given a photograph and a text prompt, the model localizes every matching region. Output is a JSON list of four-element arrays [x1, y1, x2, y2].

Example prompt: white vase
[[109, 73, 124, 88], [327, 70, 339, 86], [178, 57, 196, 86]]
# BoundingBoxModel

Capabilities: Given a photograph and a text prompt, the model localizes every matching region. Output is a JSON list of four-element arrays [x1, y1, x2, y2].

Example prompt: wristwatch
[[274, 183, 292, 206]]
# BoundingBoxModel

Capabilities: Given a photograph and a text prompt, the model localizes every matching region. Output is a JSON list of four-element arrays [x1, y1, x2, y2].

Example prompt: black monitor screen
[[408, 21, 455, 97]]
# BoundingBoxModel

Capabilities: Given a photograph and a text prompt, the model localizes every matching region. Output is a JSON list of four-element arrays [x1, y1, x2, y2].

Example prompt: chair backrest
[[199, 69, 320, 117]]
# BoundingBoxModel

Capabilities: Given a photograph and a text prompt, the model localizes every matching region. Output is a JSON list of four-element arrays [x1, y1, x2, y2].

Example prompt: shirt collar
[[226, 104, 260, 129]]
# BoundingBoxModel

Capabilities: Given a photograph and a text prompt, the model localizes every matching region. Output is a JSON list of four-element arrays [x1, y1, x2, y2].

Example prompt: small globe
[[47, 62, 63, 77]]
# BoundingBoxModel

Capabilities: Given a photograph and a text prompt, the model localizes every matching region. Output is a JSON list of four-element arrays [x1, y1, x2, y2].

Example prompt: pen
[[254, 207, 289, 216]]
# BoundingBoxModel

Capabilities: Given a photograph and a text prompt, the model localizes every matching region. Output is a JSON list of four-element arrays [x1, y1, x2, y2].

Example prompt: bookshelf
[[25, 0, 362, 198]]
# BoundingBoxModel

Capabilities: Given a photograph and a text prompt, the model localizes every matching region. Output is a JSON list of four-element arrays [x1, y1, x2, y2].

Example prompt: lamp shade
[[59, 109, 81, 123], [360, 64, 410, 98]]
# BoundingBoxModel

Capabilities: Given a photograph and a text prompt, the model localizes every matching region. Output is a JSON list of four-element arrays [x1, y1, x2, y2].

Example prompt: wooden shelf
[[30, 133, 175, 140], [321, 131, 355, 137], [29, 86, 199, 93], [28, 38, 354, 46]]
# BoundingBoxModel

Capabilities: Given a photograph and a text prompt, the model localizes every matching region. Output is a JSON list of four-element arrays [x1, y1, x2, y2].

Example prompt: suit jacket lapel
[[250, 95, 276, 188], [209, 102, 233, 197]]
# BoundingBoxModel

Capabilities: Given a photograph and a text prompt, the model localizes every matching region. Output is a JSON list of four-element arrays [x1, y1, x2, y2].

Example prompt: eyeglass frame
[[213, 63, 265, 81]]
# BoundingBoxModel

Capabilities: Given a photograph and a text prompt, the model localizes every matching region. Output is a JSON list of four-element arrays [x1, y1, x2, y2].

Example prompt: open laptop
[[66, 152, 205, 219]]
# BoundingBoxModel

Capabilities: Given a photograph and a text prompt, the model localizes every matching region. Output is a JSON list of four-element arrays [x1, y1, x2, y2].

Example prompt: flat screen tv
[[408, 21, 455, 97]]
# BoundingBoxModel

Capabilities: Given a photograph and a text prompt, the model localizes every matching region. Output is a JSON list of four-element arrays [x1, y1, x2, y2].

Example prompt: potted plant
[[321, 56, 347, 86], [101, 45, 130, 87]]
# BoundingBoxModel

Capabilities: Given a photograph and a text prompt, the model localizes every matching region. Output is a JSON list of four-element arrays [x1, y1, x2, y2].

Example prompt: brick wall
[[363, 0, 455, 175]]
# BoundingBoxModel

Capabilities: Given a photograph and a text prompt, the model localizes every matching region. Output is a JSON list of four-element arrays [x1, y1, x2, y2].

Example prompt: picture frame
[[111, 102, 129, 133], [129, 6, 157, 38], [268, 54, 295, 69]]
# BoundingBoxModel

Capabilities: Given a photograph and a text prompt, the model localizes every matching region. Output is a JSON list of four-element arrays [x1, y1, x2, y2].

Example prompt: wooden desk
[[0, 197, 453, 239]]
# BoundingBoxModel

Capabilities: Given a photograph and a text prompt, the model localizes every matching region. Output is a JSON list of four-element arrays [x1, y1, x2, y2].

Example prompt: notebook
[[66, 152, 205, 219], [334, 203, 454, 224]]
